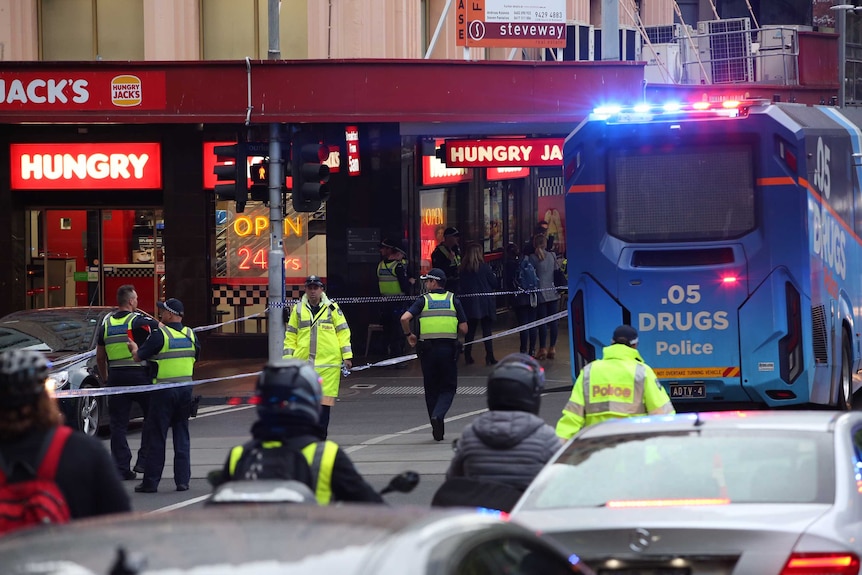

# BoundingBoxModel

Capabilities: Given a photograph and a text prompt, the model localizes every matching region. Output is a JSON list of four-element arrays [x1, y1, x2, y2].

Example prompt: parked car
[[0, 503, 594, 575], [511, 411, 862, 575], [0, 306, 133, 436]]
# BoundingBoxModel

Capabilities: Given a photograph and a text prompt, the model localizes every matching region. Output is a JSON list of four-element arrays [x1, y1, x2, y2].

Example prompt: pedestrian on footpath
[[96, 284, 159, 480], [431, 227, 462, 293], [215, 360, 383, 505], [128, 297, 199, 493], [556, 325, 675, 440], [377, 237, 415, 363], [458, 242, 498, 366], [528, 233, 560, 360], [0, 350, 130, 534], [400, 268, 468, 442], [283, 276, 353, 439]]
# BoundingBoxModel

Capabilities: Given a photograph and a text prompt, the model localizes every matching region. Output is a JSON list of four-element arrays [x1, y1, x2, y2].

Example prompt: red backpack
[[0, 426, 72, 535]]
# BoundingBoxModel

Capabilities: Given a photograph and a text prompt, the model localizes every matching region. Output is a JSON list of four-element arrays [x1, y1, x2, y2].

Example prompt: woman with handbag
[[528, 234, 560, 360], [458, 242, 499, 366]]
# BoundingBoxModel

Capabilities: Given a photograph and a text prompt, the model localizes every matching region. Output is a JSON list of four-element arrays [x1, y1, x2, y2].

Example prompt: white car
[[512, 411, 862, 575]]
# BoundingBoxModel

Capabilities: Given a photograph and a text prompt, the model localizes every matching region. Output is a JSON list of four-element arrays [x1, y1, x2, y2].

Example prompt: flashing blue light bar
[[590, 99, 765, 124]]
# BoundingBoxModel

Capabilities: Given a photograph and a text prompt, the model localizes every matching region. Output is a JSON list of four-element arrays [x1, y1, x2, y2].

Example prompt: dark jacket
[[0, 427, 131, 519], [458, 263, 498, 320], [445, 410, 561, 491]]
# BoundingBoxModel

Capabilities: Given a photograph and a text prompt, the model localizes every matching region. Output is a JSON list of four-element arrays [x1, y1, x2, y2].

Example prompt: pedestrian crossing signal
[[291, 137, 330, 213]]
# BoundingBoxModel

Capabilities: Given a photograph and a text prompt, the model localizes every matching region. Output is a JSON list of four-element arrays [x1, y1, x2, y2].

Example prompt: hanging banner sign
[[459, 0, 567, 48], [443, 138, 564, 167], [10, 143, 162, 190], [345, 126, 360, 176]]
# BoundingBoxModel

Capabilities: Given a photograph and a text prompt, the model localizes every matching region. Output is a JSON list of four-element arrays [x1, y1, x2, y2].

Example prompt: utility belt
[[417, 338, 462, 361]]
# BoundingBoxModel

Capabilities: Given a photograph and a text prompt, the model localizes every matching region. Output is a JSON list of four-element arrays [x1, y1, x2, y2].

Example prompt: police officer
[[128, 297, 199, 493], [556, 325, 675, 440], [400, 268, 467, 441], [377, 238, 414, 360], [216, 360, 383, 505], [431, 227, 461, 293], [283, 276, 353, 438], [95, 284, 159, 480]]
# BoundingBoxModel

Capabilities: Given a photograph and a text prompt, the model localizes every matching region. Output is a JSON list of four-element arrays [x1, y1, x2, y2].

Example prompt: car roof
[[575, 410, 862, 439], [0, 504, 534, 575]]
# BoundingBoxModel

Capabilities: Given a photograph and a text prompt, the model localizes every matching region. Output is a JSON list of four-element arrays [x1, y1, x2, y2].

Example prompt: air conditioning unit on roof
[[696, 18, 754, 83], [644, 24, 682, 44], [644, 43, 682, 84], [754, 25, 810, 84], [544, 22, 595, 61], [594, 26, 642, 61]]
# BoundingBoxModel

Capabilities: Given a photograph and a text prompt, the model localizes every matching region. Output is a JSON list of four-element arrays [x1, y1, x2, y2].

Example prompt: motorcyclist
[[215, 360, 382, 505]]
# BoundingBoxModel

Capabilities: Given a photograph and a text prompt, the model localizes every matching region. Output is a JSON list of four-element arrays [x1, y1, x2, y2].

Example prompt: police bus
[[564, 99, 862, 409]]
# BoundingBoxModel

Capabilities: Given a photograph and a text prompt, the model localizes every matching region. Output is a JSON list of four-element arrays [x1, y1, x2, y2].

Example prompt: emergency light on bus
[[592, 99, 768, 123]]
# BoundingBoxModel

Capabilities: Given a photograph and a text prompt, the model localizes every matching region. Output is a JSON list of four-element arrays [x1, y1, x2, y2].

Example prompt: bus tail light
[[778, 282, 803, 384], [780, 552, 860, 575], [572, 291, 595, 374]]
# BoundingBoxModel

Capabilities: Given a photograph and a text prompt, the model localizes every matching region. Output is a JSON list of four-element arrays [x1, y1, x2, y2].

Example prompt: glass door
[[25, 208, 164, 312]]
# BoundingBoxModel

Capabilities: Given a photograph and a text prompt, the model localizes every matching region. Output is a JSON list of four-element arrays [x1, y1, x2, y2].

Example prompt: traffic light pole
[[266, 0, 285, 362]]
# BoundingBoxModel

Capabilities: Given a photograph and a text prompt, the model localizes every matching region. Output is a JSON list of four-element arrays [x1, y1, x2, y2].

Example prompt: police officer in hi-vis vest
[[556, 325, 675, 440], [377, 238, 415, 360], [216, 360, 382, 505], [95, 284, 159, 480], [401, 268, 467, 442], [128, 297, 199, 493]]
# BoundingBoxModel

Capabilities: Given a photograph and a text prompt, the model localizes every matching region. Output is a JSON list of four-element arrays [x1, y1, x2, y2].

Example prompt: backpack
[[517, 257, 539, 292], [231, 440, 315, 488], [0, 426, 72, 535]]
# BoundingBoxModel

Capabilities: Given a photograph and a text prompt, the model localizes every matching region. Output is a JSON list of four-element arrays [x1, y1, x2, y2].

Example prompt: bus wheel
[[838, 337, 852, 411]]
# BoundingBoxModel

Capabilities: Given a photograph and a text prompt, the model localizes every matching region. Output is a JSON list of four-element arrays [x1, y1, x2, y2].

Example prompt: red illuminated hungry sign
[[10, 143, 162, 190], [444, 138, 564, 167]]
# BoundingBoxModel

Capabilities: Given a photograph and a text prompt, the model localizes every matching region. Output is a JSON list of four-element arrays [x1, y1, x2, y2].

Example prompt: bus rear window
[[609, 144, 755, 242]]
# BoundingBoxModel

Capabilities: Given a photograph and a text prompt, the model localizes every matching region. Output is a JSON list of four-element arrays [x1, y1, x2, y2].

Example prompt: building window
[[201, 0, 261, 60], [40, 0, 143, 61]]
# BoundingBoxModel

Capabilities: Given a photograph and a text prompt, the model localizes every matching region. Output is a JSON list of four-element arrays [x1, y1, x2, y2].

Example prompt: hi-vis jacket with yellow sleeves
[[283, 292, 353, 398], [556, 343, 675, 440]]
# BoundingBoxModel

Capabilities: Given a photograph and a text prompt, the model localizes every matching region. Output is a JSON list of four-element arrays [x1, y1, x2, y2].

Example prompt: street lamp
[[831, 4, 862, 108]]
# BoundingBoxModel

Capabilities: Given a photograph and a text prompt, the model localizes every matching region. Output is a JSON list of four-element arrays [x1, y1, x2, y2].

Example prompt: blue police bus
[[564, 100, 862, 409]]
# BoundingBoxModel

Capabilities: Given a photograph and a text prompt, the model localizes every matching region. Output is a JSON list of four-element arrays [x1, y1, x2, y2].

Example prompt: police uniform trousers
[[107, 366, 150, 474], [382, 301, 407, 357], [140, 384, 193, 489], [418, 339, 459, 420]]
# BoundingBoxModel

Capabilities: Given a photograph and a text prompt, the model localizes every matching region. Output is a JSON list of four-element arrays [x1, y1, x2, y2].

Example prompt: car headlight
[[47, 370, 70, 391]]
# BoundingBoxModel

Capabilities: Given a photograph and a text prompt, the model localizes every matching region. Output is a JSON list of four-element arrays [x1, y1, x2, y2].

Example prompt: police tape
[[52, 309, 569, 398]]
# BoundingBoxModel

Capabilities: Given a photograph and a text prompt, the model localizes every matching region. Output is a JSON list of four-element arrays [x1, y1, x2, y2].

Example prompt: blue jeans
[[514, 304, 538, 354], [141, 385, 193, 489]]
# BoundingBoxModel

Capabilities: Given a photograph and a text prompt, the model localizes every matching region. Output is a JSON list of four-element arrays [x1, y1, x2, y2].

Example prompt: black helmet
[[486, 353, 545, 414], [0, 350, 50, 410], [255, 360, 323, 424]]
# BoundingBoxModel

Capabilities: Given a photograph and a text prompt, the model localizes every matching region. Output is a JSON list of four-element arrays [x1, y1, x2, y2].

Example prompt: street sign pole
[[267, 0, 285, 362]]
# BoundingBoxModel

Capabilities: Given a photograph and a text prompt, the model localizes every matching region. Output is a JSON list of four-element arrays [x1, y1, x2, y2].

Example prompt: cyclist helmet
[[255, 360, 323, 424], [486, 353, 545, 414], [0, 350, 51, 410]]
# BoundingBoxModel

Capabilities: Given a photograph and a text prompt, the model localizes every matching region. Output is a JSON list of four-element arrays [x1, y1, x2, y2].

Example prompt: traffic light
[[249, 160, 269, 203], [213, 143, 248, 213], [291, 137, 330, 213]]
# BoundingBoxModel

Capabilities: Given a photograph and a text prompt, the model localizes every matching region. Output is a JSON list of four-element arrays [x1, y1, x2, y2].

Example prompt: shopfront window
[[483, 183, 504, 254], [419, 188, 454, 275]]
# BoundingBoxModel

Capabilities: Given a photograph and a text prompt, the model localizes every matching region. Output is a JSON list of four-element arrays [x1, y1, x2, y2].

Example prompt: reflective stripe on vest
[[418, 292, 457, 340], [227, 440, 338, 506], [152, 326, 196, 383], [582, 362, 647, 416], [103, 314, 138, 368], [377, 259, 405, 295]]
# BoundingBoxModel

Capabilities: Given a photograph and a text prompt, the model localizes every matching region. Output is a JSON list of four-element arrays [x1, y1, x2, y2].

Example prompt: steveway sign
[[458, 0, 566, 48]]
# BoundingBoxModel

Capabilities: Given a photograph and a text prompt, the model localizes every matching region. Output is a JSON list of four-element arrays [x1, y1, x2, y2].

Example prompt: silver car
[[511, 411, 862, 575], [0, 503, 593, 574]]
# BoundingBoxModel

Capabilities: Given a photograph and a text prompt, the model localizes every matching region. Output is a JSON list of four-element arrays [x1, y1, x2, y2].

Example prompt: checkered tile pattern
[[106, 268, 154, 278], [211, 284, 305, 306], [537, 175, 564, 197]]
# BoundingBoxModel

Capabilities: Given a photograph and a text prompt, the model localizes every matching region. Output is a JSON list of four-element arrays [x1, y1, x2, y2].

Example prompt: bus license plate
[[669, 384, 705, 399]]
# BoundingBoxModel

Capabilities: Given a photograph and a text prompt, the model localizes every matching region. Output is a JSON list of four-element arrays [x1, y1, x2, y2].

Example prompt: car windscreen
[[518, 430, 834, 509], [0, 309, 105, 353]]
